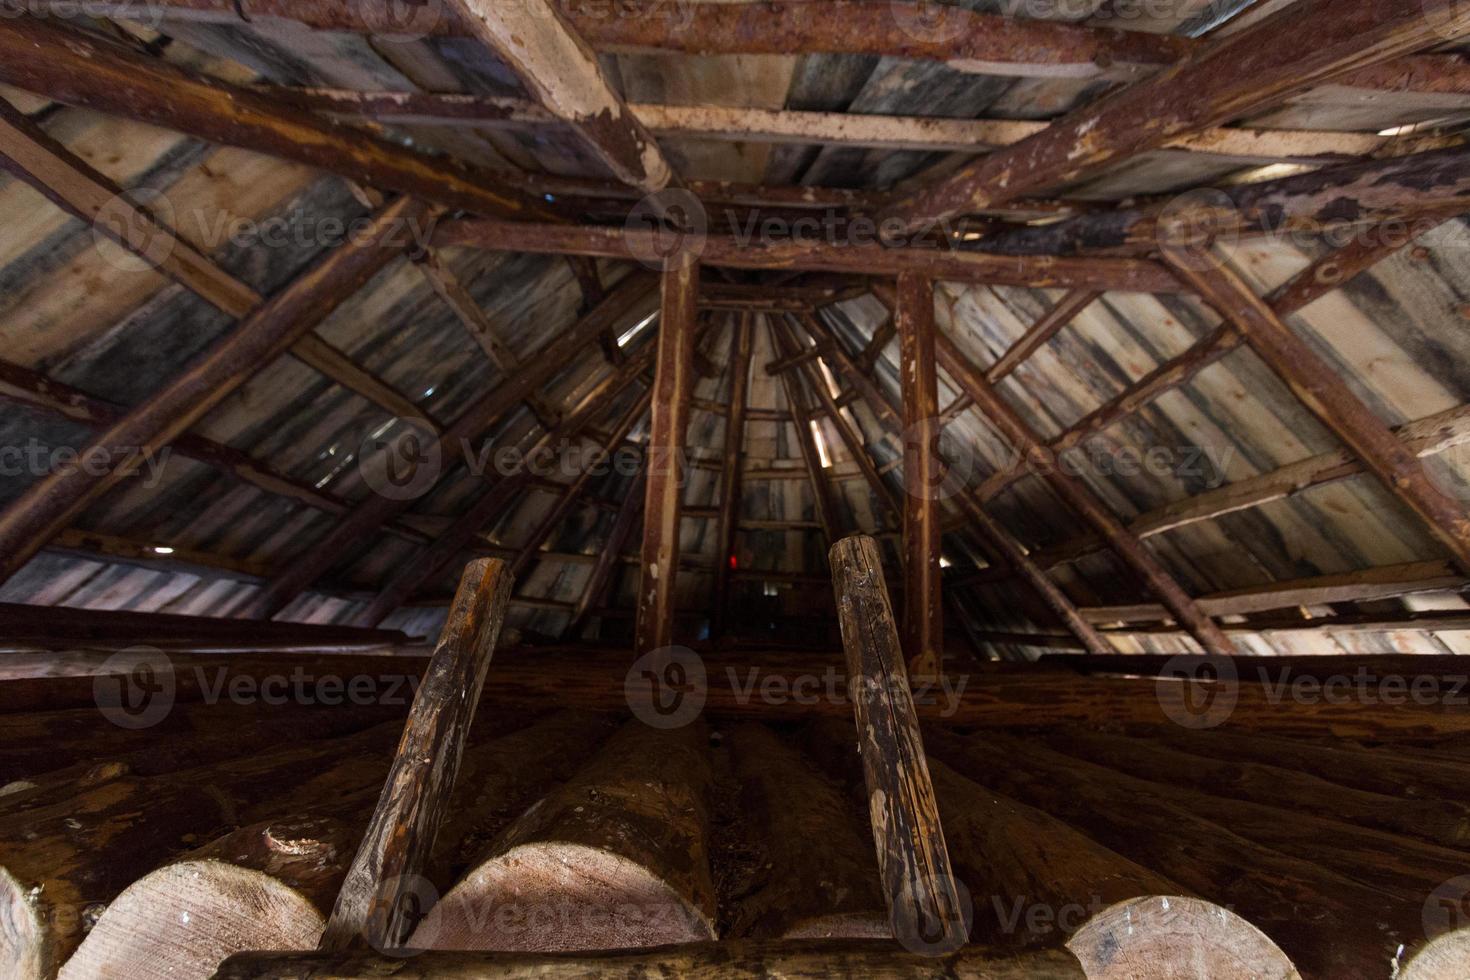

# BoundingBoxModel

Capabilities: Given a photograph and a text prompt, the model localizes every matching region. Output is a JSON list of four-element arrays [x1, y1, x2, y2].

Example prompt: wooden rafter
[[711, 315, 753, 640], [432, 219, 1183, 293], [766, 317, 845, 550], [0, 196, 428, 588], [506, 391, 652, 582], [249, 273, 658, 619], [446, 0, 674, 193], [354, 345, 655, 626], [635, 253, 699, 653], [1165, 250, 1470, 575], [883, 0, 1470, 229], [794, 313, 1106, 655], [565, 466, 647, 641], [933, 332, 1238, 655], [895, 273, 944, 677], [0, 17, 557, 221], [986, 290, 1100, 384], [61, 0, 1470, 99], [0, 97, 438, 429]]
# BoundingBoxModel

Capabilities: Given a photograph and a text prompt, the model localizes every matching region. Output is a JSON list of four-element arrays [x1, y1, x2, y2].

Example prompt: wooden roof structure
[[6, 0, 1470, 661]]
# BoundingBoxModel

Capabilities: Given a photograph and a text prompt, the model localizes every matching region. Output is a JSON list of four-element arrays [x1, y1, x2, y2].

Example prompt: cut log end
[[1066, 896, 1300, 980], [0, 866, 48, 980], [59, 861, 322, 980], [1403, 929, 1470, 980], [414, 842, 715, 952]]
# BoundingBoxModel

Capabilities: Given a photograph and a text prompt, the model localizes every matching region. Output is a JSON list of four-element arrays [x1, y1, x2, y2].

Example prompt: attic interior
[[8, 0, 1470, 977]]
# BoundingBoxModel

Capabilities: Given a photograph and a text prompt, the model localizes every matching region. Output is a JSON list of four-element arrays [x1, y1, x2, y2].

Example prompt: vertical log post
[[712, 314, 753, 639], [318, 559, 513, 952], [829, 535, 967, 955], [896, 273, 943, 677], [635, 253, 699, 653]]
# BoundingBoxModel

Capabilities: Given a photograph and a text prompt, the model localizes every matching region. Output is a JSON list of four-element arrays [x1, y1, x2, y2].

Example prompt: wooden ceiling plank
[[0, 196, 429, 588], [934, 331, 1238, 655], [635, 254, 699, 653], [0, 17, 557, 220], [247, 272, 659, 620], [881, 0, 1470, 230], [1165, 249, 1470, 575]]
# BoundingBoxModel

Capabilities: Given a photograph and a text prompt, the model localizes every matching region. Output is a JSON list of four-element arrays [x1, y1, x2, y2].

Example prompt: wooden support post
[[828, 535, 967, 955], [711, 314, 753, 639], [934, 332, 1237, 655], [881, 0, 1470, 229], [896, 274, 943, 677], [1165, 250, 1470, 574], [319, 559, 512, 952], [766, 318, 845, 549], [635, 253, 698, 653], [0, 196, 427, 589], [446, 0, 673, 193], [986, 290, 1100, 384]]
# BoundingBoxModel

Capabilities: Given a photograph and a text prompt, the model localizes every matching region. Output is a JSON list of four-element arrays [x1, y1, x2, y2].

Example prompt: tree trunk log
[[925, 728, 1422, 977], [412, 719, 717, 952], [725, 722, 888, 940], [56, 710, 616, 980]]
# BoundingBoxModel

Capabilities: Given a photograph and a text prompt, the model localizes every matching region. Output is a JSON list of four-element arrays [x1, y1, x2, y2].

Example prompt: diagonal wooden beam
[[934, 331, 1237, 655], [882, 0, 1470, 230], [711, 314, 753, 640], [0, 17, 556, 221], [1164, 249, 1470, 574], [0, 196, 428, 588], [635, 253, 699, 653], [895, 273, 944, 677], [0, 96, 438, 428], [354, 346, 654, 626], [413, 249, 562, 424], [248, 272, 658, 619], [766, 316, 845, 550], [772, 316, 900, 529], [431, 218, 1184, 293], [566, 464, 647, 641], [445, 0, 674, 193], [986, 290, 1100, 384], [506, 391, 652, 582]]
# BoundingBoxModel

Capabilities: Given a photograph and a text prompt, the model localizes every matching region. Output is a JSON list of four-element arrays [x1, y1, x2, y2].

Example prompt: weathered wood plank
[[896, 274, 943, 678]]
